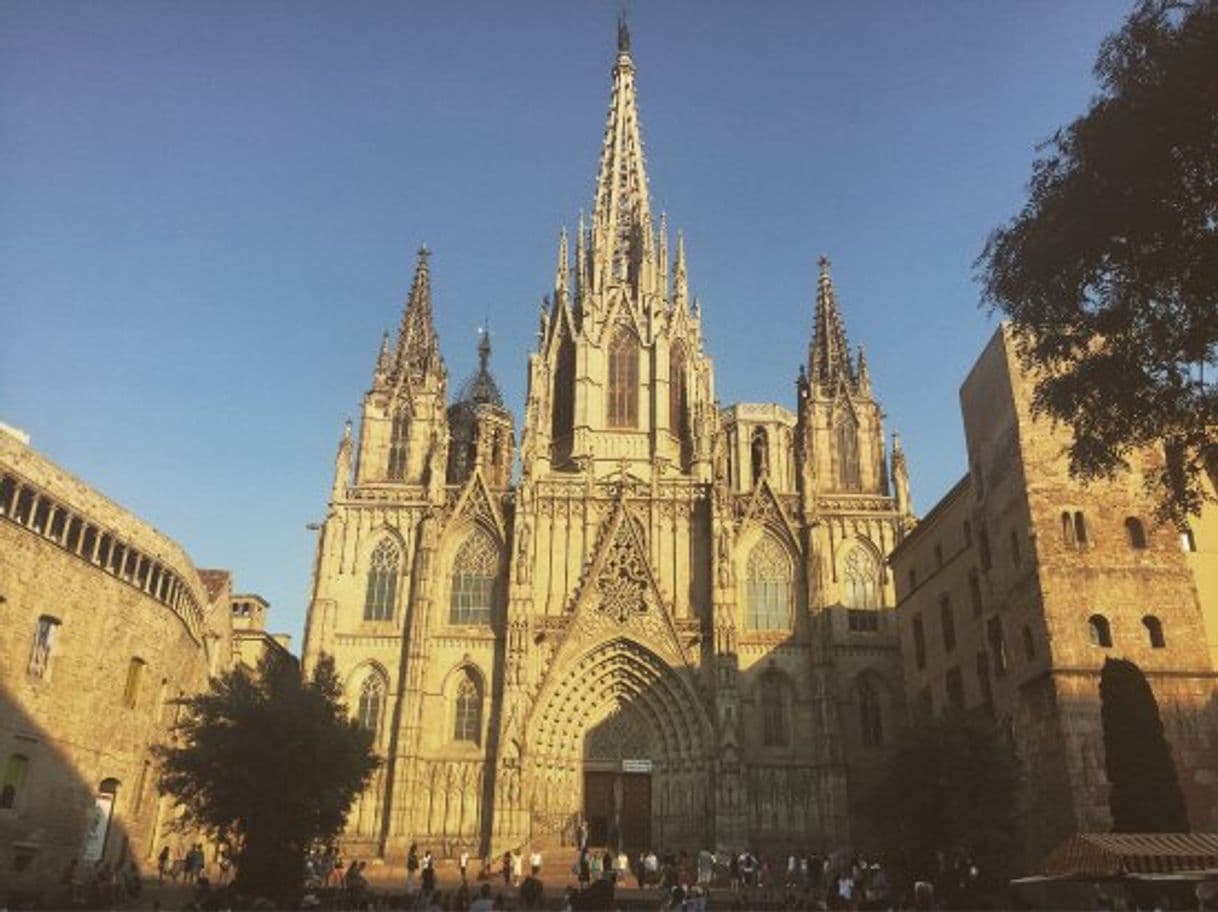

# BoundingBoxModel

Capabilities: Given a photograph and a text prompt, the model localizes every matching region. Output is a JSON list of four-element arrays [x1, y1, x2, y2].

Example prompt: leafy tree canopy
[[868, 710, 1021, 894], [155, 653, 378, 903], [978, 0, 1218, 523], [1100, 656, 1189, 832]]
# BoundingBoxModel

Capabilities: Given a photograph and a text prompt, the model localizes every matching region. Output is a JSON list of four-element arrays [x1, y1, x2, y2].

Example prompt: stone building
[[302, 22, 913, 859], [0, 427, 265, 898], [889, 325, 1218, 867], [231, 591, 296, 672]]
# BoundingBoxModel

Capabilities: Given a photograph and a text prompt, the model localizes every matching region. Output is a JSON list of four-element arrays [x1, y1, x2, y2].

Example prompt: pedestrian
[[460, 848, 470, 883], [519, 865, 544, 910], [156, 846, 170, 883], [421, 850, 436, 896], [530, 846, 542, 876], [698, 847, 714, 886], [406, 841, 420, 890], [578, 848, 591, 889], [634, 851, 645, 890], [502, 849, 512, 888], [512, 849, 523, 886]]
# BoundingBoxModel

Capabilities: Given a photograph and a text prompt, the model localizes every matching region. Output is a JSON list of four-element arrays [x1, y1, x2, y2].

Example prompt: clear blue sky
[[2, 0, 1131, 648]]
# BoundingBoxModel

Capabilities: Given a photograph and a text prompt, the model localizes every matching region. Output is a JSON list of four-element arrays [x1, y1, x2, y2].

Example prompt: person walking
[[406, 842, 420, 891], [459, 848, 470, 883], [157, 846, 170, 883], [421, 850, 436, 897], [512, 849, 523, 886], [502, 850, 512, 888]]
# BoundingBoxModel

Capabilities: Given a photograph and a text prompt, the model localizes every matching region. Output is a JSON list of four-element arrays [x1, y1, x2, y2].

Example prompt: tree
[[867, 709, 1020, 898], [977, 0, 1218, 523], [155, 654, 378, 903], [1099, 657, 1189, 832]]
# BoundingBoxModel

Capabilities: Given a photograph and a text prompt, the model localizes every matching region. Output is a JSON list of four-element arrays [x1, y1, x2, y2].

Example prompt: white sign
[[622, 759, 653, 773], [81, 793, 114, 863]]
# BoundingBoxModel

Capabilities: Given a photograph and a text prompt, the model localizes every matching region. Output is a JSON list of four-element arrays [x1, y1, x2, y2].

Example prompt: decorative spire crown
[[456, 328, 505, 408], [396, 246, 443, 379], [809, 255, 855, 393]]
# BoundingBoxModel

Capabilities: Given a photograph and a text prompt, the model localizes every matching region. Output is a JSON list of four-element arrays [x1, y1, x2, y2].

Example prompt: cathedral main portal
[[526, 638, 714, 852]]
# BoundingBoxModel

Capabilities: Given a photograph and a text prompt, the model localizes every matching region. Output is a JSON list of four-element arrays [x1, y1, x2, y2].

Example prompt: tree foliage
[[155, 654, 378, 902], [1099, 657, 1189, 832], [978, 0, 1218, 523], [868, 710, 1020, 891]]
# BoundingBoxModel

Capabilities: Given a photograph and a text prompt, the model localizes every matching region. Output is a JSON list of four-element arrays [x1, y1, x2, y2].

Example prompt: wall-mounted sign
[[622, 759, 653, 773]]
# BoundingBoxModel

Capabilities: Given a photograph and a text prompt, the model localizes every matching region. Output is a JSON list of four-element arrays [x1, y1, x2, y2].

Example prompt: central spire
[[810, 256, 855, 394], [592, 13, 653, 294], [396, 246, 443, 380]]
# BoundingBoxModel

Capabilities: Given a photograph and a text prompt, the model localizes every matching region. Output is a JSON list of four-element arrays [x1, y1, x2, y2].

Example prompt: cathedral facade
[[301, 23, 913, 858]]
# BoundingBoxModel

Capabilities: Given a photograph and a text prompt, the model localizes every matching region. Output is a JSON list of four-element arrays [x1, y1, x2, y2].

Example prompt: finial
[[478, 325, 492, 370], [418, 244, 430, 258], [617, 11, 631, 54], [343, 418, 352, 442], [818, 255, 831, 278]]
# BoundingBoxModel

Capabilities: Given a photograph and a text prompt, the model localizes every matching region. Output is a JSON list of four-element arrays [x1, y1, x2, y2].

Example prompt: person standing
[[519, 865, 544, 910], [421, 850, 436, 896], [502, 850, 512, 888], [406, 842, 420, 891], [459, 848, 470, 883], [530, 847, 542, 876], [512, 849, 523, 887], [156, 846, 170, 883]]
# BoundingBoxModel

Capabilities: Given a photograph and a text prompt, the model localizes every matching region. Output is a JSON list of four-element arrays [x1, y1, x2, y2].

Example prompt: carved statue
[[717, 524, 733, 588], [516, 520, 531, 583]]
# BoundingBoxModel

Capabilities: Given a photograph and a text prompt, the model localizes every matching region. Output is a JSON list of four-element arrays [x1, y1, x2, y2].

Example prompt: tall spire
[[592, 13, 653, 293], [396, 246, 442, 378], [555, 226, 570, 300], [809, 255, 853, 393]]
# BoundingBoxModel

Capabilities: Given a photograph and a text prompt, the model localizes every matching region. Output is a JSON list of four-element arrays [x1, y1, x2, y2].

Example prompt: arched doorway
[[526, 637, 714, 851]]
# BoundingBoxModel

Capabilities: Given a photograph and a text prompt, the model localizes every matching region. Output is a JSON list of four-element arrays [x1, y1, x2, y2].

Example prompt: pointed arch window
[[357, 673, 386, 738], [670, 342, 690, 463], [364, 539, 401, 621], [607, 328, 639, 428], [449, 531, 498, 624], [750, 427, 769, 486], [387, 409, 410, 480], [746, 536, 793, 630], [760, 673, 790, 747], [859, 677, 884, 748], [1088, 614, 1112, 648], [453, 671, 482, 744], [1143, 615, 1165, 649], [842, 546, 881, 610], [836, 404, 860, 490]]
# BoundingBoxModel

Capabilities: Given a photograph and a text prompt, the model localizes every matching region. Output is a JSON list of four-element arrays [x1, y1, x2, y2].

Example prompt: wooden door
[[619, 773, 651, 852], [584, 771, 614, 847]]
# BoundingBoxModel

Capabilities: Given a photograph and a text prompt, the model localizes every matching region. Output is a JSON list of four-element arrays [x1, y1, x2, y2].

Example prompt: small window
[[28, 616, 60, 679], [454, 672, 482, 744], [908, 568, 918, 592], [913, 615, 926, 670], [0, 754, 29, 810], [1009, 529, 1022, 568], [940, 596, 956, 653], [1181, 527, 1197, 553], [123, 658, 146, 708], [988, 617, 1008, 675], [968, 569, 983, 617], [750, 427, 769, 486], [1088, 614, 1112, 648], [963, 521, 973, 546], [1143, 615, 1165, 649], [1061, 511, 1076, 546], [1074, 511, 1088, 546], [0, 475, 16, 515], [976, 651, 994, 712], [946, 667, 965, 711], [49, 509, 66, 541], [934, 544, 944, 569], [1022, 625, 1036, 660], [357, 674, 386, 738], [1125, 517, 1147, 549], [979, 528, 992, 572]]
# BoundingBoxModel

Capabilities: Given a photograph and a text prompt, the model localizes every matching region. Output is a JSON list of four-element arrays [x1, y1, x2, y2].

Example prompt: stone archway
[[525, 637, 714, 851]]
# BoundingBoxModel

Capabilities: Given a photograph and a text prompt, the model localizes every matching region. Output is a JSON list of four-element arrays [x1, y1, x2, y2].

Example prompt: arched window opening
[[0, 754, 29, 810], [1061, 511, 1076, 546], [1143, 615, 1165, 649], [123, 658, 145, 708], [1088, 614, 1112, 648], [357, 673, 386, 738], [940, 596, 956, 652], [670, 342, 690, 465], [607, 328, 639, 429], [364, 539, 401, 621], [746, 536, 793, 630], [1009, 529, 1022, 568], [1125, 517, 1147, 549], [449, 531, 498, 624], [28, 615, 60, 679], [387, 409, 410, 480], [760, 674, 790, 747], [859, 678, 883, 748], [454, 672, 482, 744], [1074, 511, 1088, 545], [836, 405, 861, 490], [842, 546, 881, 610], [968, 569, 983, 616], [750, 427, 769, 486], [1182, 526, 1198, 552], [552, 332, 575, 457]]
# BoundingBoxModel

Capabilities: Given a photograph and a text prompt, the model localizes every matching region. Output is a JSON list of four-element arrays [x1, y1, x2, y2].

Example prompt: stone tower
[[302, 20, 912, 859]]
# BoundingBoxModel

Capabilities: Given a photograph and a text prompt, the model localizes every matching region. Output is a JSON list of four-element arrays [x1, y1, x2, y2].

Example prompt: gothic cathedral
[[301, 22, 914, 858]]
